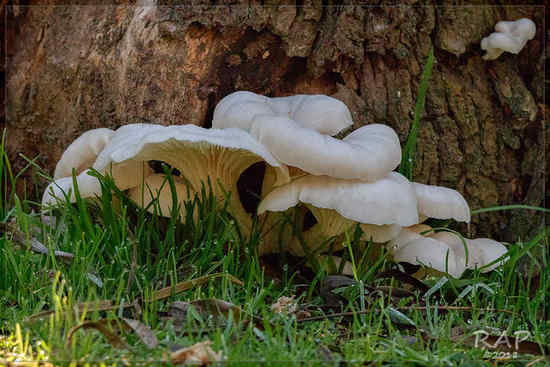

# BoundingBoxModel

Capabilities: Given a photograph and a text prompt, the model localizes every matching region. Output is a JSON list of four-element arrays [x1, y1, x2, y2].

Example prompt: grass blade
[[400, 48, 434, 180]]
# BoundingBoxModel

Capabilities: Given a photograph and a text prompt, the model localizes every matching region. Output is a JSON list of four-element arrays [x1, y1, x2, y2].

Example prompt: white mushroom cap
[[93, 123, 163, 190], [392, 234, 464, 278], [54, 128, 115, 179], [412, 182, 471, 223], [269, 94, 353, 135], [481, 18, 536, 60], [42, 126, 152, 212], [389, 226, 508, 278], [251, 117, 401, 182], [212, 91, 273, 132], [258, 172, 418, 226], [430, 232, 508, 272], [43, 124, 161, 211], [42, 169, 102, 208], [212, 91, 352, 135], [468, 238, 509, 272], [388, 224, 433, 252], [258, 172, 417, 255], [93, 124, 289, 230]]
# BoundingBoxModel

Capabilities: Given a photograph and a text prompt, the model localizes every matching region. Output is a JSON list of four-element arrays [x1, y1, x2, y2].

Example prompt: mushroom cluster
[[390, 224, 508, 278], [43, 123, 289, 233], [481, 18, 536, 60], [43, 91, 508, 278]]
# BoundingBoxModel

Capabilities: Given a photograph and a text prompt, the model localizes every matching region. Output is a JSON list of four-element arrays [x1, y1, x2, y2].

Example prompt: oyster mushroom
[[389, 225, 508, 278], [250, 116, 401, 182], [212, 91, 353, 135], [42, 124, 289, 233], [42, 169, 102, 208], [412, 182, 470, 223], [42, 124, 158, 210], [54, 128, 115, 179], [481, 18, 536, 60], [429, 231, 508, 272], [257, 172, 418, 255], [93, 124, 289, 231]]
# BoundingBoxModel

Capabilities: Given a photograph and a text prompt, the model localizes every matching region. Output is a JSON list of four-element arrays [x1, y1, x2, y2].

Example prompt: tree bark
[[3, 0, 547, 243]]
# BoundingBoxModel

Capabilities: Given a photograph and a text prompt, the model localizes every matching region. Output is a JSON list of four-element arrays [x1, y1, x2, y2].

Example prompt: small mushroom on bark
[[481, 18, 536, 60]]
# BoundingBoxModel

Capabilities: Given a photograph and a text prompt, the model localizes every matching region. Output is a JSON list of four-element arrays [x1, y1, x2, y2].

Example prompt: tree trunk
[[3, 1, 547, 243]]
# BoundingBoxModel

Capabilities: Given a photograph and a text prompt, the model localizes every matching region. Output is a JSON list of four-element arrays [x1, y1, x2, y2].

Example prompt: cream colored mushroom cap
[[412, 182, 471, 223], [430, 232, 508, 272], [389, 227, 508, 278], [105, 124, 286, 173], [42, 169, 102, 208], [251, 116, 401, 182], [54, 128, 115, 179], [481, 18, 536, 60], [258, 172, 419, 226], [212, 91, 352, 135], [391, 235, 464, 278]]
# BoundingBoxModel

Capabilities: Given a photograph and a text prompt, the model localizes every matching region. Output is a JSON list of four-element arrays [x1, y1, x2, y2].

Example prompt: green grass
[[0, 131, 548, 366], [1, 52, 548, 365], [400, 48, 434, 181]]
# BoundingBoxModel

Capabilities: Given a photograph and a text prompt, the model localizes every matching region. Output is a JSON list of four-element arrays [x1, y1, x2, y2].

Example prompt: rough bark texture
[[3, 1, 548, 243]]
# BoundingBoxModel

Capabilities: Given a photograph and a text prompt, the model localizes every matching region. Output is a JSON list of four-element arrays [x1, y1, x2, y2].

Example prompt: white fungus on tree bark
[[480, 18, 536, 60]]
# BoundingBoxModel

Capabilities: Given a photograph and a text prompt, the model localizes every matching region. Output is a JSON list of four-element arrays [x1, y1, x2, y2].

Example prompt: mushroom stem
[[289, 206, 356, 256]]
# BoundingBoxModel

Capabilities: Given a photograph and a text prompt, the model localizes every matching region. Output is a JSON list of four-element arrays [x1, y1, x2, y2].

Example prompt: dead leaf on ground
[[66, 317, 158, 350], [320, 275, 357, 307], [170, 340, 223, 366], [66, 319, 129, 350], [187, 299, 244, 322], [122, 318, 158, 349]]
